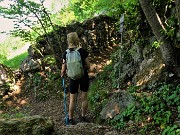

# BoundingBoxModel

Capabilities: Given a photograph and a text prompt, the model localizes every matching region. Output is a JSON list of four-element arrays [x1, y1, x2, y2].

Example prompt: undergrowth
[[2, 52, 28, 70], [88, 62, 180, 134], [88, 63, 114, 123], [25, 70, 62, 101]]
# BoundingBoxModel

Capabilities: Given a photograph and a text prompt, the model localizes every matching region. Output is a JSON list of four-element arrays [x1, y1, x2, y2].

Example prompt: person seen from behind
[[61, 32, 90, 125]]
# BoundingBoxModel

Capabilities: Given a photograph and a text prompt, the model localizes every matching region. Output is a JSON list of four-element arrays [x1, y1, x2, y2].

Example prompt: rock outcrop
[[20, 15, 116, 72], [0, 64, 15, 97], [100, 91, 135, 120], [0, 115, 54, 135]]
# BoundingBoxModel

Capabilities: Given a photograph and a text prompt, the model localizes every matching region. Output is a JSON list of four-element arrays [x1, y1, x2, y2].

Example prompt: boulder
[[20, 56, 42, 73], [0, 64, 15, 85], [132, 48, 167, 89], [0, 115, 54, 135], [100, 91, 135, 119], [0, 64, 15, 97]]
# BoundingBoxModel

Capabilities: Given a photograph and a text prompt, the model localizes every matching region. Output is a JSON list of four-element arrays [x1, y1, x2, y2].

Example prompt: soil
[[2, 45, 122, 134]]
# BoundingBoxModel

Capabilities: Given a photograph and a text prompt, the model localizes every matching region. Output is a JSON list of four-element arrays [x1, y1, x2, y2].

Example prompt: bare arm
[[61, 59, 67, 77], [85, 57, 90, 70]]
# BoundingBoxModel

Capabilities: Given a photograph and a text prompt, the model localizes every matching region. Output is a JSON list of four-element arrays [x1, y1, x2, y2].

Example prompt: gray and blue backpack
[[66, 48, 84, 80]]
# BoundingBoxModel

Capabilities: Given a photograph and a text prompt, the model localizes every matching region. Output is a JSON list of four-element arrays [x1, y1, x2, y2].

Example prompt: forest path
[[5, 44, 124, 134]]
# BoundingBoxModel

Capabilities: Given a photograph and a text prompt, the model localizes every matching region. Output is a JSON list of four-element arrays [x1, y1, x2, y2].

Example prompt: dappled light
[[88, 45, 118, 78], [17, 99, 27, 105], [136, 63, 166, 87], [0, 0, 180, 134], [1, 78, 28, 108], [105, 104, 120, 119]]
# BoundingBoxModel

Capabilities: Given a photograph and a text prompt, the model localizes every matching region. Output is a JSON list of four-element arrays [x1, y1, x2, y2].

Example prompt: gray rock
[[100, 91, 134, 119], [0, 115, 54, 135]]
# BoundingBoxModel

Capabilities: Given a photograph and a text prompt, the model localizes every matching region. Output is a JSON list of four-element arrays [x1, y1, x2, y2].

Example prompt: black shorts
[[69, 71, 89, 94]]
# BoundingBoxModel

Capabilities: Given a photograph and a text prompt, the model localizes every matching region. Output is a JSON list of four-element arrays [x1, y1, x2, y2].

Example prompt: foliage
[[152, 41, 160, 49], [5, 53, 26, 68], [0, 0, 180, 133], [56, 8, 76, 25], [2, 52, 28, 70], [108, 49, 121, 88], [107, 83, 180, 133], [43, 55, 56, 65], [63, 0, 142, 39], [0, 54, 7, 64], [162, 125, 180, 135], [57, 0, 139, 29], [0, 0, 53, 42], [26, 71, 62, 101], [88, 56, 179, 133], [0, 0, 65, 55], [67, 0, 96, 22], [88, 64, 113, 120], [0, 36, 26, 58], [1, 112, 26, 119], [0, 37, 29, 69], [109, 45, 135, 88]]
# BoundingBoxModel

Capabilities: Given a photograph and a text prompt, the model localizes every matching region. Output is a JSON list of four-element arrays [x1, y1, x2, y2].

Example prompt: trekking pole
[[62, 77, 69, 126]]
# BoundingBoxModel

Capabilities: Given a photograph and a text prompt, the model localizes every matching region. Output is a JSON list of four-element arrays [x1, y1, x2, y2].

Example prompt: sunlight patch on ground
[[106, 60, 112, 65], [17, 99, 27, 105]]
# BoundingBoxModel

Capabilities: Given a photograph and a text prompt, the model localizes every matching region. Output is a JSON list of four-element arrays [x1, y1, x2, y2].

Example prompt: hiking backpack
[[66, 48, 84, 80]]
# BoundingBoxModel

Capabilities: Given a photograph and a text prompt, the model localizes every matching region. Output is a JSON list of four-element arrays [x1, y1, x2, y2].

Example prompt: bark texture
[[139, 0, 177, 72], [175, 0, 180, 29]]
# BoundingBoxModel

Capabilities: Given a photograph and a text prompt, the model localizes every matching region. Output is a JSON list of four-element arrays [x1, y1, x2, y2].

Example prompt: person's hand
[[61, 74, 64, 78]]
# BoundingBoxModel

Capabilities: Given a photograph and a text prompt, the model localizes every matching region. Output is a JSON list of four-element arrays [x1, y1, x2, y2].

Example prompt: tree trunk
[[175, 0, 180, 76], [138, 0, 179, 75], [175, 0, 180, 29]]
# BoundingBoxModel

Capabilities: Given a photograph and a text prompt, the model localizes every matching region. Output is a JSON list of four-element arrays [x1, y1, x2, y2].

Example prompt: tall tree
[[0, 0, 63, 68], [175, 0, 180, 29], [139, 0, 180, 77]]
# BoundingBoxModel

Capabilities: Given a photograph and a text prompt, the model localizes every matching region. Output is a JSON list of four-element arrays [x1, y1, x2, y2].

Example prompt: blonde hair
[[67, 32, 80, 48]]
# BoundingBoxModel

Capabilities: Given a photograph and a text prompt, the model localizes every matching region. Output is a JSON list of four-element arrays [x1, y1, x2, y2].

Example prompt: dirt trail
[[3, 45, 120, 134]]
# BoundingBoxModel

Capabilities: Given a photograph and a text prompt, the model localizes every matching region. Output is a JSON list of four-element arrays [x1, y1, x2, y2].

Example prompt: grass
[[2, 52, 28, 70]]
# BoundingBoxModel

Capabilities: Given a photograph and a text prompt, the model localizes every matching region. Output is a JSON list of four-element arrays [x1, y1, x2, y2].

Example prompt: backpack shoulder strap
[[75, 47, 81, 51], [75, 48, 81, 58], [66, 49, 70, 53]]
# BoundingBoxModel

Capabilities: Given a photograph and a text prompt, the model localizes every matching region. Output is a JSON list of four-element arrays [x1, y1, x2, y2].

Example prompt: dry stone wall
[[52, 15, 116, 68], [22, 15, 116, 72], [0, 64, 15, 97]]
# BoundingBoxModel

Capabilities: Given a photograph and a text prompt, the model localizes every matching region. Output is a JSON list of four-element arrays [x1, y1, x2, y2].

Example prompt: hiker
[[61, 32, 90, 125]]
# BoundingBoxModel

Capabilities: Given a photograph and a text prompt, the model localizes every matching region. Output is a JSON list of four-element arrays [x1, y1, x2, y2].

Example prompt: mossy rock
[[0, 115, 54, 135]]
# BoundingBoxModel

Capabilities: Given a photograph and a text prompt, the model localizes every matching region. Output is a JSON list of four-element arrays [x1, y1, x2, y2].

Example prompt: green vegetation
[[1, 112, 27, 119], [0, 36, 28, 69], [25, 70, 62, 102], [88, 62, 180, 134], [0, 0, 180, 134], [2, 52, 28, 70]]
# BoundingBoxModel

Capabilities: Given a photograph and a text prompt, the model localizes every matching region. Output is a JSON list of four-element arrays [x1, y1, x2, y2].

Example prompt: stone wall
[[53, 15, 116, 53], [0, 64, 15, 97], [21, 15, 117, 72], [0, 115, 54, 135]]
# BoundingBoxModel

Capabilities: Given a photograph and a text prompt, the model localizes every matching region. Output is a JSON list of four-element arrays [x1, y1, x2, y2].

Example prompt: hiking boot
[[80, 116, 89, 123], [64, 117, 69, 125], [68, 119, 75, 125]]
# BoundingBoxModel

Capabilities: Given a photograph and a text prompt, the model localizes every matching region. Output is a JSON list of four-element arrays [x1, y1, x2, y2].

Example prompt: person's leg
[[81, 91, 88, 117], [79, 72, 89, 122], [68, 79, 79, 124], [69, 93, 77, 119]]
